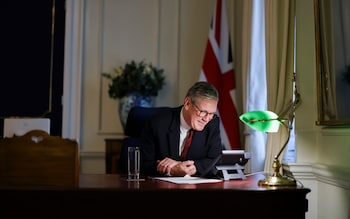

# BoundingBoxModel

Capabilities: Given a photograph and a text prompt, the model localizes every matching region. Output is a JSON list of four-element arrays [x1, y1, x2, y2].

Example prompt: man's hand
[[157, 157, 196, 176]]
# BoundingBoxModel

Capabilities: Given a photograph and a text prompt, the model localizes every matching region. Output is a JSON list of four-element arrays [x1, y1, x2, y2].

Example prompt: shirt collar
[[180, 106, 191, 132]]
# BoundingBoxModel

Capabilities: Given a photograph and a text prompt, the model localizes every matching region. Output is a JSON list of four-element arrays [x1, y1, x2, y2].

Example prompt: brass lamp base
[[258, 157, 297, 187], [258, 175, 297, 187]]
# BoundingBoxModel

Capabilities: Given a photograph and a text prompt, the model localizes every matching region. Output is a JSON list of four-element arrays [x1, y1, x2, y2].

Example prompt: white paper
[[3, 118, 50, 137], [152, 175, 222, 184], [222, 149, 245, 154]]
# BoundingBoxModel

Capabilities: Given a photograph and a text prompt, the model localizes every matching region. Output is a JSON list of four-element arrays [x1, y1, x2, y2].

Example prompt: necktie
[[180, 129, 194, 161]]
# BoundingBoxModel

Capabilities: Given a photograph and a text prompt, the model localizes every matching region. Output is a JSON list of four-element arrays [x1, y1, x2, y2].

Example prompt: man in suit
[[140, 81, 223, 177]]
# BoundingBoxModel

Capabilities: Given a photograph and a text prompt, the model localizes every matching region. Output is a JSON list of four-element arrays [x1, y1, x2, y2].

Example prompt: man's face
[[183, 97, 217, 131]]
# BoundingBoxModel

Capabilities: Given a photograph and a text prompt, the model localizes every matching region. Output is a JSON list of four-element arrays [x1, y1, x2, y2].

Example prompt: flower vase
[[118, 93, 154, 132]]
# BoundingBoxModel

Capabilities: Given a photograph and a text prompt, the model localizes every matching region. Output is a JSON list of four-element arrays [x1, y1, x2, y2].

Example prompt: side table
[[105, 138, 123, 174]]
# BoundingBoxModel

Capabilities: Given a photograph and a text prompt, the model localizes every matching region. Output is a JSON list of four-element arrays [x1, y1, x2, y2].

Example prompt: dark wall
[[0, 0, 65, 136]]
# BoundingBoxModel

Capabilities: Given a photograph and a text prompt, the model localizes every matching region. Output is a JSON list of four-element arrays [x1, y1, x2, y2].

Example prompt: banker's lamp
[[239, 110, 297, 187], [240, 72, 301, 186]]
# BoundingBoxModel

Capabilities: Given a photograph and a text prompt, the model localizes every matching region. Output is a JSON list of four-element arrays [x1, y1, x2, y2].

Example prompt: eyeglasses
[[191, 101, 217, 120]]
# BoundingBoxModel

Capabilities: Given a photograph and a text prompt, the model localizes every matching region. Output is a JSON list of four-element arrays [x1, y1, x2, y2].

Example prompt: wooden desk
[[1, 173, 310, 218]]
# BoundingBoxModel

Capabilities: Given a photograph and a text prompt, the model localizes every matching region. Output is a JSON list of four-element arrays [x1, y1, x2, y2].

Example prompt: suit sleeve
[[191, 117, 223, 176]]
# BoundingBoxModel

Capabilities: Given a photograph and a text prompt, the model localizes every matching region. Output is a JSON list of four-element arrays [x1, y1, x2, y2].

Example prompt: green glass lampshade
[[239, 110, 281, 132]]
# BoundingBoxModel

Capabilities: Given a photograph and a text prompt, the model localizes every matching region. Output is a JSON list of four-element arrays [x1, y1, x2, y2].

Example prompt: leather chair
[[119, 106, 171, 173], [0, 130, 79, 188]]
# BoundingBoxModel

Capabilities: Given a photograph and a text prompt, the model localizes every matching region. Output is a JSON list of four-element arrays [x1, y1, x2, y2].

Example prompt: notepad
[[152, 176, 222, 184]]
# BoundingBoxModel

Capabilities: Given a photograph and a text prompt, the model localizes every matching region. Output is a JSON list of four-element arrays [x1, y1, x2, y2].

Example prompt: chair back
[[0, 130, 79, 188], [119, 106, 171, 173]]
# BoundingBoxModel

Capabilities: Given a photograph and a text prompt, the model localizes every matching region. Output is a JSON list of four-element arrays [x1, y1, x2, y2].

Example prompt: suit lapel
[[167, 107, 181, 158]]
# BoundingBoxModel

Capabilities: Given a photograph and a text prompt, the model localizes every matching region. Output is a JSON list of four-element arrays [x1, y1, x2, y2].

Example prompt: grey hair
[[186, 81, 219, 103]]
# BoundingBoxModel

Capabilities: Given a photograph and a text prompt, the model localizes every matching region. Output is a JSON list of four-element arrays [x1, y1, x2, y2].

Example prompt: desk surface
[[79, 172, 308, 191]]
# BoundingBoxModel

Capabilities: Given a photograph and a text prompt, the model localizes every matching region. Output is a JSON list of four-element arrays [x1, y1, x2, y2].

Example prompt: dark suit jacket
[[140, 106, 223, 176]]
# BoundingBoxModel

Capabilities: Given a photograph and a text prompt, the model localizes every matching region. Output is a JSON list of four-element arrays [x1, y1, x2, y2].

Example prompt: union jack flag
[[199, 0, 241, 149]]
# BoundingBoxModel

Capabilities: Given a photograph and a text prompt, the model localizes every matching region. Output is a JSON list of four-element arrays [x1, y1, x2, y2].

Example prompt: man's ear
[[184, 97, 191, 108]]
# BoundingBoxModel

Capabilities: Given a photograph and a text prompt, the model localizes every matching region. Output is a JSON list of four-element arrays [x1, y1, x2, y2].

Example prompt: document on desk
[[152, 175, 222, 184]]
